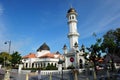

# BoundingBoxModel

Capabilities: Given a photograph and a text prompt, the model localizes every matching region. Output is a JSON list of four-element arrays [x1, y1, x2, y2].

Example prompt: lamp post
[[4, 40, 11, 68], [4, 57, 5, 68], [4, 40, 11, 54]]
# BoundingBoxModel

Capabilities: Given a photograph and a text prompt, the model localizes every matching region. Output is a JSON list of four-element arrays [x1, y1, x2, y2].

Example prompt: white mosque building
[[22, 43, 63, 68], [22, 7, 85, 69]]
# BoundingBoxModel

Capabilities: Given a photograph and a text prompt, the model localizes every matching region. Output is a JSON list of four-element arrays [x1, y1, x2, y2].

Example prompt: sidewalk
[[10, 72, 26, 80]]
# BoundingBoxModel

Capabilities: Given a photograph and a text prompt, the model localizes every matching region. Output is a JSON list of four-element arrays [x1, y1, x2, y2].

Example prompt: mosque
[[22, 7, 85, 69]]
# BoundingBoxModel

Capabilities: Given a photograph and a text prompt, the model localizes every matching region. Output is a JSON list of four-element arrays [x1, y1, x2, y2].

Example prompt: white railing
[[11, 69, 84, 75], [11, 69, 78, 75]]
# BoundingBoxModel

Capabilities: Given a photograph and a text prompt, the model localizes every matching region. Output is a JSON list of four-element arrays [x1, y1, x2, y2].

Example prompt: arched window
[[48, 63, 50, 66], [51, 63, 53, 66], [72, 16, 74, 19], [26, 63, 27, 68], [79, 59, 83, 68], [55, 63, 57, 67], [32, 63, 34, 68]]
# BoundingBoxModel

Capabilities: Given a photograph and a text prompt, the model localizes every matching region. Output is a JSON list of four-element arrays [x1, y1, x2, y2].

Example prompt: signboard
[[70, 57, 74, 62]]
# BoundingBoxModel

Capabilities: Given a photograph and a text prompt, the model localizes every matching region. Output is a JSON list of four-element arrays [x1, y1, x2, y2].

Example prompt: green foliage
[[67, 65, 75, 69], [46, 64, 58, 70], [10, 51, 22, 68], [85, 34, 103, 75], [87, 38, 102, 61], [101, 28, 120, 57], [0, 52, 12, 66]]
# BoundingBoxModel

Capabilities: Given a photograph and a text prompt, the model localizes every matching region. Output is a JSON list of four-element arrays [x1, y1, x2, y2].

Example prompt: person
[[38, 69, 42, 80]]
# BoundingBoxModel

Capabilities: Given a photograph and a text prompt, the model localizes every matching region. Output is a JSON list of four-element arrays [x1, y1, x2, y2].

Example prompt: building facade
[[22, 43, 63, 69], [22, 7, 85, 69], [63, 7, 85, 69]]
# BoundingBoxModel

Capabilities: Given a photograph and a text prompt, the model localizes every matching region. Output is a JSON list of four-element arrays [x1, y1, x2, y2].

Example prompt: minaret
[[67, 8, 79, 49]]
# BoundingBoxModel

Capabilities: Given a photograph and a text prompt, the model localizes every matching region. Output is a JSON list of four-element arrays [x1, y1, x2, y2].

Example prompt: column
[[23, 63, 26, 68], [27, 63, 29, 68], [34, 63, 36, 68]]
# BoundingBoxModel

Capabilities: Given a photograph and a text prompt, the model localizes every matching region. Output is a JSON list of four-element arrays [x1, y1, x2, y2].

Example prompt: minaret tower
[[67, 8, 79, 49]]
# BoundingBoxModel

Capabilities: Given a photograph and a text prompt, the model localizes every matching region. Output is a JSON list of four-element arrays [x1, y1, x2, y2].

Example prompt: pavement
[[0, 69, 120, 80]]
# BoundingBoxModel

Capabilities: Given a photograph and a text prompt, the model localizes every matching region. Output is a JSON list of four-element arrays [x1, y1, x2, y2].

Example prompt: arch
[[32, 63, 34, 68], [51, 63, 53, 66], [79, 59, 83, 68], [72, 16, 74, 19], [55, 63, 57, 67], [26, 63, 27, 68], [48, 63, 50, 66]]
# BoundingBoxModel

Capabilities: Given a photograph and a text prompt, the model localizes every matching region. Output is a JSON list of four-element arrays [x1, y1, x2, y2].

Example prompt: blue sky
[[0, 0, 120, 56]]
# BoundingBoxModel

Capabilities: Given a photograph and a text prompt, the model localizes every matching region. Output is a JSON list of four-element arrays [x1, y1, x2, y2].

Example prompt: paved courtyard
[[0, 69, 120, 80]]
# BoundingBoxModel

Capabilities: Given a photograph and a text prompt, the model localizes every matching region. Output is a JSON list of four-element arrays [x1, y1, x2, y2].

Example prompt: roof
[[39, 53, 55, 58], [104, 54, 120, 63], [37, 43, 50, 51], [39, 52, 61, 58], [67, 8, 76, 13], [23, 53, 36, 58]]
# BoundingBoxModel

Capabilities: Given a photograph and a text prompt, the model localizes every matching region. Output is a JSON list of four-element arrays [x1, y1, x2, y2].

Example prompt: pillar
[[34, 63, 36, 68], [27, 63, 29, 68], [18, 64, 23, 73]]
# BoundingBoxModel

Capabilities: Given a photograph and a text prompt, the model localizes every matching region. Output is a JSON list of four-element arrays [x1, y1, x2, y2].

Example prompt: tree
[[10, 51, 22, 68], [101, 28, 120, 71], [0, 52, 12, 67], [86, 33, 102, 75], [101, 28, 120, 57]]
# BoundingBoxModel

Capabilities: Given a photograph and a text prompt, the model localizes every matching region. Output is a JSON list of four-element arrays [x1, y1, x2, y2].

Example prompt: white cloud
[[79, 0, 120, 39], [0, 4, 7, 52]]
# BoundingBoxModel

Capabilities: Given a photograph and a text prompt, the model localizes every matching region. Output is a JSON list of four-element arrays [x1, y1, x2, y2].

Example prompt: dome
[[67, 8, 76, 13], [37, 43, 50, 51]]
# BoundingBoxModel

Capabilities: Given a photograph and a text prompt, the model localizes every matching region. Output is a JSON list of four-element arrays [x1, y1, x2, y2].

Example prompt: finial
[[70, 3, 73, 8], [68, 0, 73, 8]]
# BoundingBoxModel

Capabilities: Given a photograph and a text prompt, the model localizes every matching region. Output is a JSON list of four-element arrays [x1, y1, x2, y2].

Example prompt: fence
[[10, 69, 89, 80], [28, 69, 71, 80]]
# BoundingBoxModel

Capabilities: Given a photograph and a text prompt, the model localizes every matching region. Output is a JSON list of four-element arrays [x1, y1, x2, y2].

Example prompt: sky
[[0, 0, 120, 56]]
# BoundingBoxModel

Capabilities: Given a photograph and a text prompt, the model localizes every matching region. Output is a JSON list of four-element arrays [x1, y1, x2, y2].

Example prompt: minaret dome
[[67, 8, 76, 13]]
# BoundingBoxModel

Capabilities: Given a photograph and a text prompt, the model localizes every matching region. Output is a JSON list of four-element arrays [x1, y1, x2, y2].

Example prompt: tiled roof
[[39, 53, 55, 58], [98, 58, 104, 62], [23, 53, 36, 58]]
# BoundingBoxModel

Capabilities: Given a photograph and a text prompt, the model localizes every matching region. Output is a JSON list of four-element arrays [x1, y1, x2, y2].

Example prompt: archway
[[79, 59, 83, 68]]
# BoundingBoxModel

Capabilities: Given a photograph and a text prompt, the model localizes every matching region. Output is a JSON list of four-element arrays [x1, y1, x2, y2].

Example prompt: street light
[[4, 57, 5, 68], [4, 41, 11, 68], [4, 40, 11, 54]]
